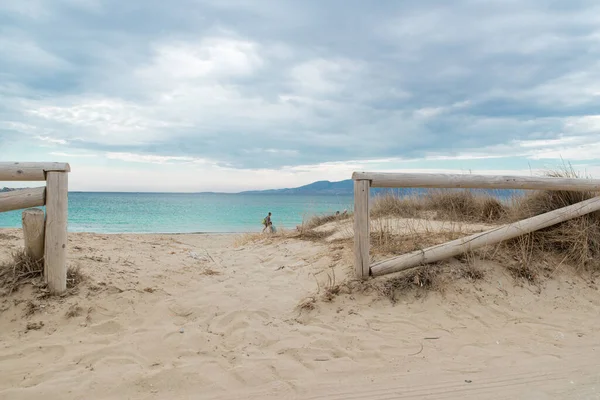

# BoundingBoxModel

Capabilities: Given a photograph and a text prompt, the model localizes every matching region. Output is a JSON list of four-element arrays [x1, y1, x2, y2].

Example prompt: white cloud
[[289, 58, 360, 95], [136, 37, 264, 83], [50, 151, 96, 158], [36, 135, 68, 145], [105, 152, 203, 164]]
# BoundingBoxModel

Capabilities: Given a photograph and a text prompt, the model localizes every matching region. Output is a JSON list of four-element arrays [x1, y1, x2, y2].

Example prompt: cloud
[[136, 37, 264, 83], [1, 0, 600, 190], [50, 151, 96, 158], [105, 152, 213, 165], [36, 136, 68, 145]]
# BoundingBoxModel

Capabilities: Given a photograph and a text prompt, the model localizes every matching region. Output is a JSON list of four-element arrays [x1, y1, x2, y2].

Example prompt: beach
[[1, 226, 599, 399]]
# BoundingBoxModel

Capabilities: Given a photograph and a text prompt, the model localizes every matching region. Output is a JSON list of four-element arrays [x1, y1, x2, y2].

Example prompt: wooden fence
[[352, 171, 600, 279], [0, 162, 70, 293]]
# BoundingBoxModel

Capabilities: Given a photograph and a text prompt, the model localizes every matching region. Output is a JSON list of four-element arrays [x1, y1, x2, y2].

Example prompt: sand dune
[[1, 228, 599, 399], [314, 216, 497, 241]]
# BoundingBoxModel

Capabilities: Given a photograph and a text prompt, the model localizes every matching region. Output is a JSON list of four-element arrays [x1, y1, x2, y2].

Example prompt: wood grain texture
[[22, 208, 45, 262], [44, 172, 68, 294], [0, 187, 45, 213], [0, 162, 71, 181], [354, 179, 370, 279], [353, 171, 600, 191]]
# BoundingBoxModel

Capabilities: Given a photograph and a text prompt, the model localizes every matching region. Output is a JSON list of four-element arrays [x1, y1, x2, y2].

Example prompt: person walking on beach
[[262, 212, 272, 233]]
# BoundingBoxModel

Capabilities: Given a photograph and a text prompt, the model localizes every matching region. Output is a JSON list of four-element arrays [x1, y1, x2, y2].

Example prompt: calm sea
[[0, 192, 353, 233]]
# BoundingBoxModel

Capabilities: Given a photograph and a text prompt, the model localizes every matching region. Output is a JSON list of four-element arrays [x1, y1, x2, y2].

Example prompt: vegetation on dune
[[371, 189, 509, 223], [0, 250, 85, 296]]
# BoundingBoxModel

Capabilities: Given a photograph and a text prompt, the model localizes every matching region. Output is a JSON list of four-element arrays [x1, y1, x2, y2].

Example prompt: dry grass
[[369, 217, 468, 256], [200, 267, 222, 276], [67, 265, 86, 289], [24, 300, 41, 316], [297, 296, 317, 312], [376, 266, 446, 303], [26, 321, 44, 331], [65, 304, 84, 318], [509, 166, 600, 271], [0, 250, 86, 295], [302, 212, 351, 230], [371, 190, 508, 223], [0, 250, 44, 295], [292, 228, 332, 241], [234, 232, 267, 247]]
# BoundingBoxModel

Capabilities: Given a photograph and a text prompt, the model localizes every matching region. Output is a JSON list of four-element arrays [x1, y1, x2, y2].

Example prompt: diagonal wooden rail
[[352, 171, 600, 279]]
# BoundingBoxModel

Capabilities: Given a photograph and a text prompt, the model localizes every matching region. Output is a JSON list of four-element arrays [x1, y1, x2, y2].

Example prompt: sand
[[1, 227, 599, 399]]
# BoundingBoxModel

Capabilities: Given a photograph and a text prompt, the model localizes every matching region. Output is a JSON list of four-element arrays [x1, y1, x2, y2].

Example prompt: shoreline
[[0, 227, 263, 236]]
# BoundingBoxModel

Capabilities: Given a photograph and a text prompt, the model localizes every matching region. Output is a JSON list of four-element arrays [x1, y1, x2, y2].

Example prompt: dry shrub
[[291, 227, 332, 242], [371, 190, 508, 223], [297, 297, 317, 312], [427, 190, 508, 222], [201, 268, 221, 276], [24, 300, 41, 316], [67, 265, 86, 289], [456, 252, 486, 281], [0, 250, 86, 295], [303, 211, 351, 230], [65, 304, 84, 318], [371, 194, 423, 218], [26, 321, 44, 331], [370, 219, 466, 256], [479, 196, 508, 222], [377, 266, 445, 303], [0, 250, 44, 295], [320, 269, 344, 302], [511, 166, 600, 271], [234, 232, 266, 247]]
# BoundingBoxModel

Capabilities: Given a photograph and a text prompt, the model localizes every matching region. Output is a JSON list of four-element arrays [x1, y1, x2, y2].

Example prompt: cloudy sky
[[1, 0, 600, 192]]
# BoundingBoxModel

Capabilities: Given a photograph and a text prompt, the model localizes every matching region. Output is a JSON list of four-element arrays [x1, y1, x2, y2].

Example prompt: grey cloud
[[1, 0, 600, 168]]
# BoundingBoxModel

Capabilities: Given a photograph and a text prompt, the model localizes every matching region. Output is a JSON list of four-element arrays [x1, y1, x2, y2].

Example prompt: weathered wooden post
[[44, 171, 69, 294], [22, 208, 45, 262], [353, 179, 371, 279]]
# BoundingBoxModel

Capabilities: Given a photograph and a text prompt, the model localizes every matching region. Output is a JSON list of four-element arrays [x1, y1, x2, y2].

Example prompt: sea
[[0, 192, 354, 234]]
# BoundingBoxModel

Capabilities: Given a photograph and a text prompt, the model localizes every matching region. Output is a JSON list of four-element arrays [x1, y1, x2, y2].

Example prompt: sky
[[1, 0, 600, 192]]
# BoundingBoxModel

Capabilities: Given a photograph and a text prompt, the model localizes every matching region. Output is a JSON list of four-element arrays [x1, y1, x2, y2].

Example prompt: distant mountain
[[0, 187, 18, 193], [241, 180, 355, 195], [240, 179, 522, 197]]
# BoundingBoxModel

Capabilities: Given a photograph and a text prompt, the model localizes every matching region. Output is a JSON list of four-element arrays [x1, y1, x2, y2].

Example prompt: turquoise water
[[0, 192, 353, 233]]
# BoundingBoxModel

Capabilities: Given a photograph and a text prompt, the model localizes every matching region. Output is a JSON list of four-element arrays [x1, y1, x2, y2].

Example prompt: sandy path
[[0, 229, 599, 399]]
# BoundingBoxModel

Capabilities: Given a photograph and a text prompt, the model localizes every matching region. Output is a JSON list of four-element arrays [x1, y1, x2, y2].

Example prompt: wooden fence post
[[22, 208, 45, 262], [44, 171, 68, 294], [354, 179, 371, 279]]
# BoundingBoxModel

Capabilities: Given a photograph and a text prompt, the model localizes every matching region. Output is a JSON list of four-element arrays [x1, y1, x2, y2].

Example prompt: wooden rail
[[352, 171, 600, 279], [0, 187, 45, 213], [352, 172, 600, 191], [0, 162, 70, 293], [0, 162, 70, 181]]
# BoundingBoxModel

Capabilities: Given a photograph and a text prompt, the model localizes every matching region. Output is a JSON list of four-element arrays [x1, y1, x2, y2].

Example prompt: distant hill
[[240, 179, 522, 198], [241, 180, 355, 195], [0, 187, 18, 193]]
